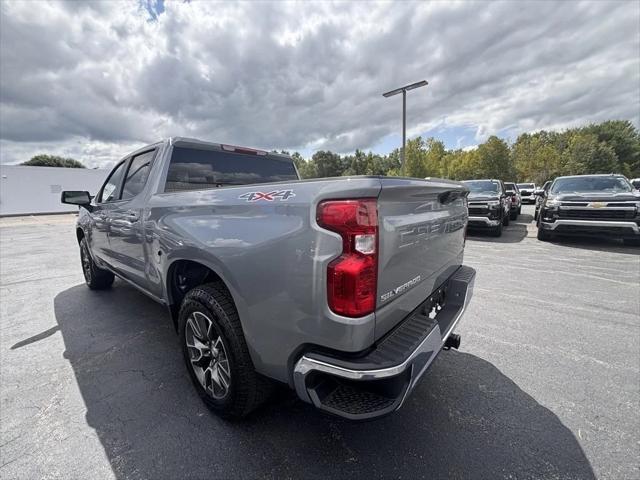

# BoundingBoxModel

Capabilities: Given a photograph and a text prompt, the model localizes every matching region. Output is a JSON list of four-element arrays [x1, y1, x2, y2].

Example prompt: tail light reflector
[[317, 199, 378, 317]]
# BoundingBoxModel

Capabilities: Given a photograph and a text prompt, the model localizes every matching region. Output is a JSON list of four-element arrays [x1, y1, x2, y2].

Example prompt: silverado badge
[[588, 202, 607, 208]]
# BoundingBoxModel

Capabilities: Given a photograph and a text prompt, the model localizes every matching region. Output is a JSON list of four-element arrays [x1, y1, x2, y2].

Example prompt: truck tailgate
[[375, 177, 468, 340]]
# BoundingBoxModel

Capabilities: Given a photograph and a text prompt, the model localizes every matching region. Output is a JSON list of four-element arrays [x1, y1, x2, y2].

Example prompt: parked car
[[462, 179, 511, 236], [534, 180, 552, 221], [630, 178, 640, 190], [537, 174, 640, 245], [61, 137, 476, 421], [516, 183, 537, 203], [504, 182, 521, 220]]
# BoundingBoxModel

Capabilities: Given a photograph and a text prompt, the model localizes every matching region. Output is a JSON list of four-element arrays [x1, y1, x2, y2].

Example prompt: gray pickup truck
[[61, 137, 475, 420]]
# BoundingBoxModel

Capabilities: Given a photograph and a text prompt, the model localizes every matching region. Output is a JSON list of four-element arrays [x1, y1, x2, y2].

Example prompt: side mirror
[[61, 191, 92, 210], [534, 189, 545, 196]]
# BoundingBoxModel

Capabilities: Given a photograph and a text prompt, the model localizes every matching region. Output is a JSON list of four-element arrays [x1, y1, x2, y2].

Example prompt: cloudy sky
[[1, 0, 638, 168]]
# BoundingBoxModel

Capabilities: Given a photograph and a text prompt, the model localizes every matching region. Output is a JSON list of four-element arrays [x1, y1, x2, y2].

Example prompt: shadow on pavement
[[548, 236, 640, 255], [49, 282, 595, 480]]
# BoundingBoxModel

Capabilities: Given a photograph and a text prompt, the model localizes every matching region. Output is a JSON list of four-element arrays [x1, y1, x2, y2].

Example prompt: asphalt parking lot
[[1, 205, 638, 480]]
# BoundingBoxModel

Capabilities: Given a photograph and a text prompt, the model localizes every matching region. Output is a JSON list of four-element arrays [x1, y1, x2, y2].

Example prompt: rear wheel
[[510, 209, 518, 220], [502, 212, 510, 226], [80, 238, 114, 289], [623, 238, 640, 247], [179, 282, 273, 418], [517, 206, 522, 215]]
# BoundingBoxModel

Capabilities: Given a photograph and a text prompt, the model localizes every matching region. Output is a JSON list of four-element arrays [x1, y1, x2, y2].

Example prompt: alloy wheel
[[185, 311, 231, 400], [81, 243, 92, 283]]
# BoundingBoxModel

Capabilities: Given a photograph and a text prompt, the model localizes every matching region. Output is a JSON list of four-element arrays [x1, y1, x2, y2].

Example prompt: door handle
[[125, 210, 139, 222]]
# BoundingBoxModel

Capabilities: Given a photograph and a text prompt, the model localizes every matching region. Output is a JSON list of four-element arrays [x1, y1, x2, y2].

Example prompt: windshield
[[463, 180, 500, 195], [504, 182, 517, 191], [550, 176, 632, 195], [517, 183, 535, 189]]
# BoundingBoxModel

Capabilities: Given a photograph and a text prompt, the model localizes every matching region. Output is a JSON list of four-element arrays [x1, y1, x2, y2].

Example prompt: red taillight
[[317, 199, 378, 317]]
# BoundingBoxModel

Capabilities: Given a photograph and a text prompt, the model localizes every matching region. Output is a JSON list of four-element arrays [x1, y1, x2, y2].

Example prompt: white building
[[0, 165, 109, 216]]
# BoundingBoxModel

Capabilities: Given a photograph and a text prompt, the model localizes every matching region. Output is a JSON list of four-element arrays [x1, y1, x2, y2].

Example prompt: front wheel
[[537, 226, 552, 241], [510, 210, 518, 220], [80, 238, 114, 289], [179, 283, 273, 418], [517, 206, 522, 215], [490, 222, 503, 237], [502, 213, 510, 226]]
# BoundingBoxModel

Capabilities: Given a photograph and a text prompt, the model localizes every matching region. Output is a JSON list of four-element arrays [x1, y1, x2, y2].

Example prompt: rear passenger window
[[121, 150, 155, 200], [165, 147, 298, 192]]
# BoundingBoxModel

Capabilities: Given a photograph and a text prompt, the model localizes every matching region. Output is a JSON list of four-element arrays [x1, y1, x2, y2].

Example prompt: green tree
[[582, 120, 640, 176], [291, 152, 316, 179], [561, 133, 619, 176], [424, 138, 447, 177], [512, 132, 562, 184], [404, 137, 428, 177], [21, 154, 85, 168], [311, 150, 343, 178], [476, 136, 513, 179]]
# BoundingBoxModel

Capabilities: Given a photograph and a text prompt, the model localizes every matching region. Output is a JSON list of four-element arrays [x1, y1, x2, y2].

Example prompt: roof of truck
[[167, 137, 292, 159], [553, 173, 626, 180]]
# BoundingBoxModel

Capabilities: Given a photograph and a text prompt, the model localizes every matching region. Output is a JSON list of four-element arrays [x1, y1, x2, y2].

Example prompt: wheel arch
[[165, 258, 239, 331]]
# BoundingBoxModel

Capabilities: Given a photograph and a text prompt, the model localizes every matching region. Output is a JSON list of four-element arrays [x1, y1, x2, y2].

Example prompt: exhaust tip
[[444, 333, 461, 350]]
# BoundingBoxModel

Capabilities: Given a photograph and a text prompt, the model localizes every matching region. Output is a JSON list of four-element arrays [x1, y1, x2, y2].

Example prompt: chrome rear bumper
[[293, 266, 476, 420]]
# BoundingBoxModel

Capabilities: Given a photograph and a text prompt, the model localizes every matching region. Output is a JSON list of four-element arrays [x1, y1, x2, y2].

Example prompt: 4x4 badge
[[239, 190, 295, 202]]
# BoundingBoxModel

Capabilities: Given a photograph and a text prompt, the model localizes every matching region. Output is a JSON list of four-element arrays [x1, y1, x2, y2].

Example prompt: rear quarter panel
[[145, 178, 382, 383]]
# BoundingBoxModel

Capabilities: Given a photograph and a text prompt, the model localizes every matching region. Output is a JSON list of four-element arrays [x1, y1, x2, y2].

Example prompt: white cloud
[[0, 0, 638, 166]]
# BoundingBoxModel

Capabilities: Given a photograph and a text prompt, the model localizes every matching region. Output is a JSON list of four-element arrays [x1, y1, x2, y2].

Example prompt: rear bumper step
[[293, 265, 476, 420]]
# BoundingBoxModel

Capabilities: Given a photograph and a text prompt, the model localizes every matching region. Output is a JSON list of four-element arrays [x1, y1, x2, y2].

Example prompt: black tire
[[534, 208, 539, 221], [491, 222, 503, 237], [517, 206, 522, 215], [623, 238, 640, 247], [510, 210, 518, 220], [179, 282, 273, 418], [80, 238, 114, 289], [502, 212, 510, 226], [537, 226, 552, 241]]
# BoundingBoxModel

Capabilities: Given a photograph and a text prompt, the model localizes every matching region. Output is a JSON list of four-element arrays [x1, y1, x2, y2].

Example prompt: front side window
[[99, 160, 128, 203], [550, 176, 632, 195], [165, 147, 299, 192], [121, 150, 155, 200]]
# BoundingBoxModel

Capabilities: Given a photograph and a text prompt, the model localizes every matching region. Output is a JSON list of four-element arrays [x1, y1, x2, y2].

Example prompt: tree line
[[20, 120, 639, 184], [290, 120, 640, 184]]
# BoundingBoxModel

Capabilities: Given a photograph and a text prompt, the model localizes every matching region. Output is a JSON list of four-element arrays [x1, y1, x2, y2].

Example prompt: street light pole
[[382, 80, 428, 176]]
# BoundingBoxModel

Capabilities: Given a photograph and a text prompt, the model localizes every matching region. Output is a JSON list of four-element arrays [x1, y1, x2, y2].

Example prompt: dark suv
[[463, 179, 511, 237]]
